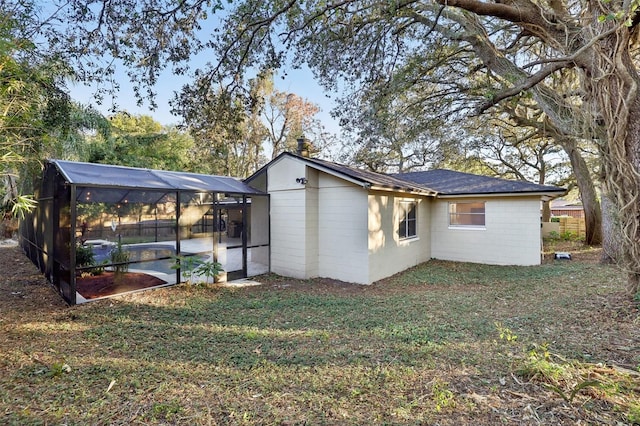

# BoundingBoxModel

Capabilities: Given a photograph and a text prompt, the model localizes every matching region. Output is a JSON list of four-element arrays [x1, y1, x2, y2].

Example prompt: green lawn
[[0, 244, 638, 425]]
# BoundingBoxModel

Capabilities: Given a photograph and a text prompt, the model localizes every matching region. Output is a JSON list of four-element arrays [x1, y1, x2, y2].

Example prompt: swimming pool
[[91, 244, 177, 275]]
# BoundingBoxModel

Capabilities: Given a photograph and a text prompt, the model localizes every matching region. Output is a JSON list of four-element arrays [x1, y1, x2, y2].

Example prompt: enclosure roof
[[395, 169, 566, 197], [49, 160, 265, 195]]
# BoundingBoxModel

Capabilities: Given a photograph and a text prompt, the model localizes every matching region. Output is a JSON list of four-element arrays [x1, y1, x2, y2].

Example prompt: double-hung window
[[449, 202, 485, 227], [399, 201, 417, 239]]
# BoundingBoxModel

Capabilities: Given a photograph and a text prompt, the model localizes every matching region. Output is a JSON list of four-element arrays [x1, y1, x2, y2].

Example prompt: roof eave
[[49, 159, 74, 184], [281, 153, 373, 189], [436, 190, 566, 200], [369, 185, 437, 197], [287, 154, 439, 195]]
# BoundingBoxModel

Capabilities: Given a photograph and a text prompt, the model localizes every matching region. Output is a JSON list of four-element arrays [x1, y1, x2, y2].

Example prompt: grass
[[0, 242, 639, 424]]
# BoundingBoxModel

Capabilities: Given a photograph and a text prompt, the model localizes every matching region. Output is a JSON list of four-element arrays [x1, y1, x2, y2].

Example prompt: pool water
[[91, 244, 177, 275]]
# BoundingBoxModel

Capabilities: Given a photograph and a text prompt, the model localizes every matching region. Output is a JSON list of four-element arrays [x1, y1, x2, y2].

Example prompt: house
[[246, 153, 566, 285], [21, 156, 565, 304], [550, 199, 585, 218]]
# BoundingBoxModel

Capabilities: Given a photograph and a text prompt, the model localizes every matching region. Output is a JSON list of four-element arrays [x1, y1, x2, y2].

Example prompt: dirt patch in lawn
[[0, 243, 67, 331]]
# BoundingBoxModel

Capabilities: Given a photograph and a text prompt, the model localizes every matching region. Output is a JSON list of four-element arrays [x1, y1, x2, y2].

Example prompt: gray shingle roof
[[247, 153, 566, 197], [270, 153, 437, 195], [395, 169, 566, 196]]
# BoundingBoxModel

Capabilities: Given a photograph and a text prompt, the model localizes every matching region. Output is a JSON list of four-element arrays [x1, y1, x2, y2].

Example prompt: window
[[399, 201, 417, 239], [449, 202, 485, 227]]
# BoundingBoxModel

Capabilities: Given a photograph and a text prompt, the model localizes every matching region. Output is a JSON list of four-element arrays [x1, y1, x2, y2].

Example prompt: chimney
[[296, 137, 309, 157]]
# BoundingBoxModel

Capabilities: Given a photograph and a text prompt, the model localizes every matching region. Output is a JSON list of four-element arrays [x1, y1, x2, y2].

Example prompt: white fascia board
[[304, 162, 371, 188], [369, 185, 437, 197], [436, 191, 566, 200]]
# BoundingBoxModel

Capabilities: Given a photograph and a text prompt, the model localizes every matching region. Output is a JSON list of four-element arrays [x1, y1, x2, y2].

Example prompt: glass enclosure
[[20, 161, 269, 305]]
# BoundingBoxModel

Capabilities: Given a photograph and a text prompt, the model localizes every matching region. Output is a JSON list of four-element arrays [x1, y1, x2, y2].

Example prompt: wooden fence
[[555, 216, 586, 239]]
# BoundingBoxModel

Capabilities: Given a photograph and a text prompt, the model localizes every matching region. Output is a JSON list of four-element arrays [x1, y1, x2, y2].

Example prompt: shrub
[[109, 241, 130, 276], [547, 231, 560, 241], [196, 260, 224, 285], [171, 255, 202, 285], [560, 230, 577, 240], [75, 243, 95, 267]]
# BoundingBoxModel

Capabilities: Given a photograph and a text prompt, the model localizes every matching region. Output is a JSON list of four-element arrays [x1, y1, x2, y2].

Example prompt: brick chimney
[[296, 138, 309, 157]]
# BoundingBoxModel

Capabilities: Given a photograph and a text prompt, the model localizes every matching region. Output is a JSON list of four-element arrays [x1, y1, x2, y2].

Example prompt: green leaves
[[88, 112, 195, 171], [0, 5, 99, 217], [195, 260, 224, 285], [544, 379, 602, 403], [9, 194, 37, 218], [597, 0, 640, 26], [171, 255, 223, 285]]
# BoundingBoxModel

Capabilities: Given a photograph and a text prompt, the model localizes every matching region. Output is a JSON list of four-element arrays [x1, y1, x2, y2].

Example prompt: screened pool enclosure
[[20, 160, 270, 304]]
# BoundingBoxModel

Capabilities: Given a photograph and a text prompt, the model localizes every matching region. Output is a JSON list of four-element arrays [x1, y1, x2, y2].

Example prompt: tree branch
[[476, 21, 622, 113], [437, 0, 538, 25], [211, 0, 298, 81], [476, 60, 572, 113]]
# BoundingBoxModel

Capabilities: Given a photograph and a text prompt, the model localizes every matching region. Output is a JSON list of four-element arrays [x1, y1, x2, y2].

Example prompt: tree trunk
[[627, 273, 640, 299], [558, 138, 602, 245], [541, 200, 551, 222], [599, 187, 620, 264], [589, 31, 640, 298], [622, 102, 640, 297]]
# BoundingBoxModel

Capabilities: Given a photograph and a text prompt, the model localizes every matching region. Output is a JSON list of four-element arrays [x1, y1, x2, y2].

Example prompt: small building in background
[[550, 199, 585, 218]]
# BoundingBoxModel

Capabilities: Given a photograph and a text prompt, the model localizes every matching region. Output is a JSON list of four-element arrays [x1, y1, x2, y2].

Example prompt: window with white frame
[[399, 201, 417, 239], [449, 202, 485, 227]]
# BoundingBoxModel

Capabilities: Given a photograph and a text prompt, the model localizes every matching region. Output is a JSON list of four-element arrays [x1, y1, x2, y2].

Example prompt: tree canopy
[[88, 112, 196, 171], [0, 5, 107, 215]]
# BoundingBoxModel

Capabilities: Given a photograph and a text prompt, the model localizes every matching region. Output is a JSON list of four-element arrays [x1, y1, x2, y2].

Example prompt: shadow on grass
[[70, 294, 484, 369], [3, 256, 637, 425], [57, 256, 623, 370]]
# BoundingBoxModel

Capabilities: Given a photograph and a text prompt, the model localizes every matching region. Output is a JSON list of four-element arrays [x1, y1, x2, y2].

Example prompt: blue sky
[[68, 64, 343, 136], [48, 1, 344, 138], [34, 0, 347, 143]]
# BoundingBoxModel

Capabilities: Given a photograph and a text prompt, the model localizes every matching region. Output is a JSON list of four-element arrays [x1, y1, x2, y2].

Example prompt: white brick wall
[[317, 174, 369, 283], [430, 197, 542, 265], [269, 189, 308, 278], [265, 155, 544, 284], [368, 193, 432, 283], [305, 168, 319, 277], [267, 157, 369, 281]]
